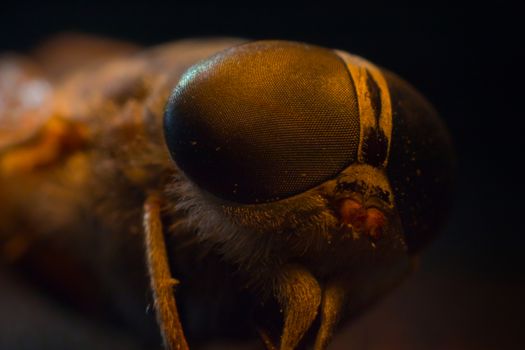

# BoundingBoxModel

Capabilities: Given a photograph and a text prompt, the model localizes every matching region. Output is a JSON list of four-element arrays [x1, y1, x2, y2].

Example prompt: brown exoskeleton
[[0, 35, 455, 349]]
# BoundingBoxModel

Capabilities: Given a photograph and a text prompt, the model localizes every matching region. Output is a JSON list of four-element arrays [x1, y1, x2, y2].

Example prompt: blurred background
[[1, 1, 523, 349]]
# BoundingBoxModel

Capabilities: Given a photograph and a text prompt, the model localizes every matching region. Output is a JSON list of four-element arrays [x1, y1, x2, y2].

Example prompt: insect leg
[[274, 264, 321, 350], [143, 193, 189, 350], [313, 281, 346, 350]]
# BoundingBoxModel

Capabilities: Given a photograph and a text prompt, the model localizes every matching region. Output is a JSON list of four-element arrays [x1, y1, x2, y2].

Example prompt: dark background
[[1, 1, 523, 349]]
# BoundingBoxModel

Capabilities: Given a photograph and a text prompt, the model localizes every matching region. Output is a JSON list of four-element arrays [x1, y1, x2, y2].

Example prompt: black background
[[1, 1, 523, 349]]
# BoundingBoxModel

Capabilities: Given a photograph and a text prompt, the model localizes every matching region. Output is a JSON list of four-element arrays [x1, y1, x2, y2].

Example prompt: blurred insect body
[[0, 36, 455, 350]]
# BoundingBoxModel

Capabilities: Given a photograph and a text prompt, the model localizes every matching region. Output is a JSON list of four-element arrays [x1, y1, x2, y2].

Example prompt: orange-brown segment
[[364, 207, 386, 240], [339, 198, 366, 231], [339, 198, 386, 240]]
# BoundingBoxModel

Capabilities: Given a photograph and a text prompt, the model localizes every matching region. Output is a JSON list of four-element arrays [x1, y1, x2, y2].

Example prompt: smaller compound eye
[[163, 40, 361, 204]]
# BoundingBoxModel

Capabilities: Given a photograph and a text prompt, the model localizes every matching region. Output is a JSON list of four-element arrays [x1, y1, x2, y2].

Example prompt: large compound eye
[[163, 41, 361, 204]]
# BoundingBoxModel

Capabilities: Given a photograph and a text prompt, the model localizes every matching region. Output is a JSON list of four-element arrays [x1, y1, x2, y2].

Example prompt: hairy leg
[[273, 264, 321, 350], [314, 281, 346, 350], [144, 193, 188, 350]]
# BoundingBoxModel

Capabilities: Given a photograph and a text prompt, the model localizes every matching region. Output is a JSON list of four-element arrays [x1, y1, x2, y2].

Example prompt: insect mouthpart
[[338, 197, 387, 241]]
